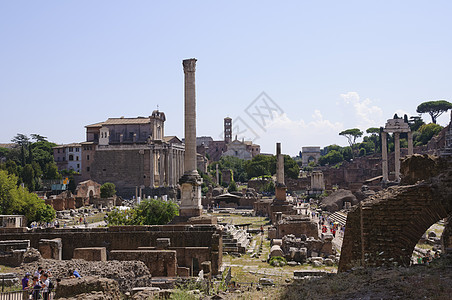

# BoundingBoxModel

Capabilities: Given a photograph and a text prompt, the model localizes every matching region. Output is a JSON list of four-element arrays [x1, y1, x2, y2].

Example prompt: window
[[87, 155, 90, 161], [87, 167, 90, 172], [76, 148, 79, 152], [57, 149, 60, 153], [77, 164, 80, 168], [69, 147, 73, 152], [76, 156, 79, 161], [57, 157, 60, 161], [69, 154, 74, 161], [62, 157, 65, 161]]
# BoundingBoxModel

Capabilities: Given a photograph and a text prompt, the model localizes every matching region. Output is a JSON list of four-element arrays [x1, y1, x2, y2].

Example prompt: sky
[[1, 1, 451, 156]]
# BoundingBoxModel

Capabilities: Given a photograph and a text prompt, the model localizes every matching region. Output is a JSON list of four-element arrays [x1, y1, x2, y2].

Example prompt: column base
[[275, 185, 287, 202], [179, 206, 203, 217]]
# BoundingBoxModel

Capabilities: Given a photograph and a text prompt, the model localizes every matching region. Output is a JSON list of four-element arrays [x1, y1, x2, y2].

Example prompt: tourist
[[434, 251, 440, 259], [40, 273, 51, 300], [422, 255, 429, 265], [417, 256, 422, 264], [69, 269, 82, 278], [34, 266, 43, 279], [31, 276, 41, 300], [21, 272, 30, 290]]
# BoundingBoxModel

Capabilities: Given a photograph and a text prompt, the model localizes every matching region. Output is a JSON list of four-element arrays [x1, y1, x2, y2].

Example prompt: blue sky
[[1, 1, 451, 155]]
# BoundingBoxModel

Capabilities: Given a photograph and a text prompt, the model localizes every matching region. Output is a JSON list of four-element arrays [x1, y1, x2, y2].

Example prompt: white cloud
[[340, 92, 384, 130], [258, 111, 344, 155]]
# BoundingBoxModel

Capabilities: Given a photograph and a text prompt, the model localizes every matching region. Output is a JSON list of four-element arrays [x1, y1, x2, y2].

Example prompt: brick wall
[[338, 155, 452, 271]]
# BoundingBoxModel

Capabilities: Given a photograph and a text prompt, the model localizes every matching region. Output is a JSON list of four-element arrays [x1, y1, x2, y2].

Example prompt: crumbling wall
[[0, 225, 223, 275], [110, 250, 177, 277], [338, 155, 452, 272]]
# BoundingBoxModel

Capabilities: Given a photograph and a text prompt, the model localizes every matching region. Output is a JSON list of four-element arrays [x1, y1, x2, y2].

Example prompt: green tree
[[415, 123, 443, 145], [283, 155, 300, 179], [131, 198, 179, 225], [0, 170, 21, 214], [100, 182, 116, 198], [228, 181, 238, 193], [244, 155, 275, 179], [21, 164, 35, 191], [318, 150, 343, 166], [211, 156, 248, 182], [341, 146, 353, 161], [11, 133, 30, 146], [339, 128, 363, 158], [416, 100, 452, 124], [0, 169, 55, 224], [263, 180, 275, 193], [408, 116, 425, 132], [30, 134, 48, 142]]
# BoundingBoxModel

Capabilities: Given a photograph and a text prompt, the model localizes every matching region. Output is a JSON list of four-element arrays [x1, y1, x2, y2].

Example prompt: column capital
[[183, 58, 197, 73]]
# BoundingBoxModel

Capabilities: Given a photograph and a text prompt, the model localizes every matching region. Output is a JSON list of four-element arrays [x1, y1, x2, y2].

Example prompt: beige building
[[80, 110, 184, 198]]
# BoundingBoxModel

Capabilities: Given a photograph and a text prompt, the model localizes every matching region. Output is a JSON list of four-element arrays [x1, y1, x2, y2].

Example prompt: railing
[[0, 289, 55, 300]]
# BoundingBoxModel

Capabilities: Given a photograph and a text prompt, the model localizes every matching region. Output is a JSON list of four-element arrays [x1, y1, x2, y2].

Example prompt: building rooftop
[[53, 143, 82, 149]]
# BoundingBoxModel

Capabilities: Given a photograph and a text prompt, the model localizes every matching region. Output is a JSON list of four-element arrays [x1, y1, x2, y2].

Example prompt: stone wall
[[90, 148, 151, 197], [73, 247, 107, 261], [285, 177, 310, 191], [0, 224, 222, 275], [110, 250, 177, 277], [276, 216, 319, 239], [338, 155, 452, 272]]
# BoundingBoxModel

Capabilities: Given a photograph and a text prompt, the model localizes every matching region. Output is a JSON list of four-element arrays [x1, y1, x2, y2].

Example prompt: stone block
[[271, 239, 282, 247], [270, 245, 284, 258], [110, 250, 177, 277], [268, 227, 277, 240], [39, 238, 62, 260], [73, 247, 107, 261], [156, 238, 171, 250], [201, 261, 211, 275], [321, 233, 334, 242], [177, 267, 190, 277]]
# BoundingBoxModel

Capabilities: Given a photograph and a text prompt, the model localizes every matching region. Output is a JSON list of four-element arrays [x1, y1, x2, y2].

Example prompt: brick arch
[[338, 155, 452, 272]]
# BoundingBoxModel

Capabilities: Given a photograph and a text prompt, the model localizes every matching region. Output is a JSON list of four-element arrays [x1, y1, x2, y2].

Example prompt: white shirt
[[41, 278, 50, 292]]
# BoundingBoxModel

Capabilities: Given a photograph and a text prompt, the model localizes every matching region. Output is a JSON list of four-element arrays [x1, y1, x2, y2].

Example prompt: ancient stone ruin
[[339, 154, 452, 271]]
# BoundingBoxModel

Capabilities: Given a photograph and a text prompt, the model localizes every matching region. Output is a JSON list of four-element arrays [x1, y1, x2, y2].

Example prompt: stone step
[[329, 211, 347, 227]]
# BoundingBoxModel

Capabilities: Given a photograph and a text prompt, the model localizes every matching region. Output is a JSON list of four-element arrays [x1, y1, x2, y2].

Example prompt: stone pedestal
[[179, 175, 203, 217], [275, 184, 287, 201]]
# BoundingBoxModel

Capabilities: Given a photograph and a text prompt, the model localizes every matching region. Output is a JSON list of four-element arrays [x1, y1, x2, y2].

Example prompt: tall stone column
[[216, 164, 219, 185], [183, 59, 198, 175], [150, 151, 155, 188], [382, 131, 388, 182], [394, 132, 400, 182], [179, 58, 202, 218], [407, 131, 413, 155], [159, 151, 164, 186], [169, 150, 174, 186], [275, 143, 286, 201]]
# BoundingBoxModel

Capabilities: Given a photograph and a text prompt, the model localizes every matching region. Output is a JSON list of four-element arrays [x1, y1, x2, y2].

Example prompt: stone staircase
[[222, 224, 250, 254], [329, 211, 347, 227]]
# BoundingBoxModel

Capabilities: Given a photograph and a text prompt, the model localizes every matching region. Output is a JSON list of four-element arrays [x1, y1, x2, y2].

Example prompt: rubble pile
[[18, 259, 152, 292], [55, 276, 121, 300]]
